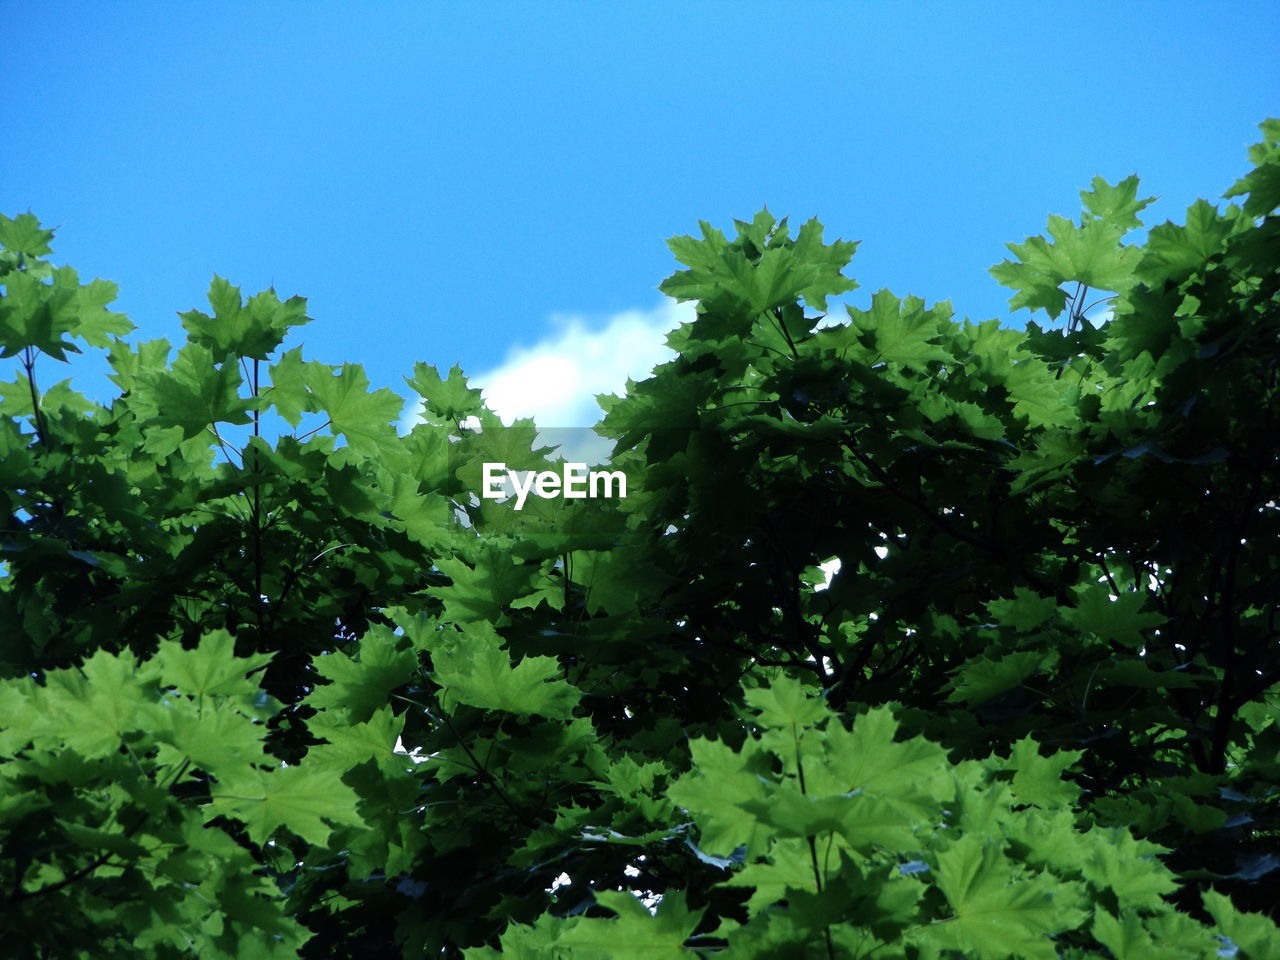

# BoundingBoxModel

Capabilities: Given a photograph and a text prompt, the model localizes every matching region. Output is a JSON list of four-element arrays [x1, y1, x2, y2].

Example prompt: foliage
[[1, 118, 1278, 958]]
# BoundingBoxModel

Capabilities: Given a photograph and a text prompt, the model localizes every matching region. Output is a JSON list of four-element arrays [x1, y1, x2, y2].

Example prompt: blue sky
[[3, 1, 1278, 429]]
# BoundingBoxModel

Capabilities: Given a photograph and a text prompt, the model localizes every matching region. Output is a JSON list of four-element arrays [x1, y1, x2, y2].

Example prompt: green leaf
[[308, 705, 408, 773], [0, 682, 37, 754], [208, 764, 364, 847], [744, 675, 829, 729], [667, 737, 774, 858], [1080, 174, 1155, 232], [59, 821, 149, 860], [1093, 910, 1205, 960], [790, 216, 860, 312], [847, 290, 953, 372], [132, 340, 253, 435], [1223, 117, 1280, 217], [1137, 199, 1237, 285], [1096, 659, 1198, 689], [0, 374, 34, 417], [1003, 356, 1076, 427], [35, 648, 144, 758], [556, 890, 704, 959], [723, 837, 822, 913], [821, 706, 952, 816], [462, 920, 571, 959], [923, 834, 1085, 960], [991, 196, 1144, 318], [151, 631, 273, 701], [384, 481, 454, 549], [432, 542, 543, 622], [597, 753, 670, 799], [1008, 429, 1086, 492], [1079, 826, 1177, 910], [1062, 584, 1164, 648], [740, 784, 863, 840], [431, 621, 580, 719], [1004, 736, 1083, 808], [0, 265, 131, 360], [985, 589, 1059, 631], [149, 698, 268, 780], [180, 275, 310, 361], [0, 211, 55, 256], [659, 210, 856, 322], [406, 362, 485, 422], [1203, 888, 1280, 959], [266, 345, 311, 427], [305, 361, 403, 454], [305, 624, 419, 723], [947, 652, 1049, 707]]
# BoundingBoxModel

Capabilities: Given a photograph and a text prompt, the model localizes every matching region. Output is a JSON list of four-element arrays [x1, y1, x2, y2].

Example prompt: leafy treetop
[[0, 118, 1278, 958]]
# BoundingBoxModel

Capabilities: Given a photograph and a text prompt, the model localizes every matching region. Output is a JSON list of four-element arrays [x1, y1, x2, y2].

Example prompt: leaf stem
[[20, 347, 50, 448]]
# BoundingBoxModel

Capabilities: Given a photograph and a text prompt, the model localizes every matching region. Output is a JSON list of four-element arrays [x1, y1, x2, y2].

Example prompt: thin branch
[[205, 424, 242, 468]]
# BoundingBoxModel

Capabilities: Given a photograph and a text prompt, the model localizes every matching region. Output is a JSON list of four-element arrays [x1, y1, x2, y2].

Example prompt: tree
[[0, 118, 1277, 959]]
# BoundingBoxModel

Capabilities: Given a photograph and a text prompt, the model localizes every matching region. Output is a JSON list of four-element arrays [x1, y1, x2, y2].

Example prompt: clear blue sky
[[4, 1, 1278, 424]]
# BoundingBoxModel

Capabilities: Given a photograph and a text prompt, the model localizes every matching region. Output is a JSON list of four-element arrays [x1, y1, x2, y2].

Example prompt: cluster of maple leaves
[[0, 119, 1277, 957]]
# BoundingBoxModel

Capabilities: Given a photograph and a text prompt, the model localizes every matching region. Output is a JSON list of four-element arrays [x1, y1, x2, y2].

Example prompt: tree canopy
[[1, 119, 1278, 959]]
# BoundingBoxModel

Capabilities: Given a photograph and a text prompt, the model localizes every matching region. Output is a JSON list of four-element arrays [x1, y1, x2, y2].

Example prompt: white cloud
[[471, 298, 693, 428], [398, 298, 693, 465]]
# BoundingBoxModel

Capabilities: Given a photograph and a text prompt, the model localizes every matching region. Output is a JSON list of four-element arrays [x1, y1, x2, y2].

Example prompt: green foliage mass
[[1, 119, 1279, 958]]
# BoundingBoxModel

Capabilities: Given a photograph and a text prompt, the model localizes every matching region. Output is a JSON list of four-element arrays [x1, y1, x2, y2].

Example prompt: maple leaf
[[430, 621, 581, 720], [990, 176, 1153, 319], [660, 210, 856, 322], [304, 361, 403, 454], [305, 624, 419, 723], [180, 274, 310, 362], [667, 737, 775, 858], [35, 648, 144, 758], [208, 764, 363, 847], [149, 697, 269, 780], [555, 890, 704, 960], [0, 265, 131, 360], [1080, 826, 1178, 910], [847, 289, 953, 372], [406, 361, 485, 422], [1003, 736, 1083, 808], [1062, 583, 1164, 648], [431, 541, 543, 622], [266, 345, 310, 426], [947, 652, 1050, 707], [1003, 356, 1077, 427], [1137, 199, 1238, 285], [132, 341, 253, 435], [922, 834, 1086, 960], [1202, 889, 1280, 959], [150, 631, 273, 701], [724, 837, 822, 913], [0, 212, 54, 256], [744, 674, 830, 728], [1080, 173, 1155, 231], [1223, 117, 1280, 217], [308, 705, 408, 773]]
